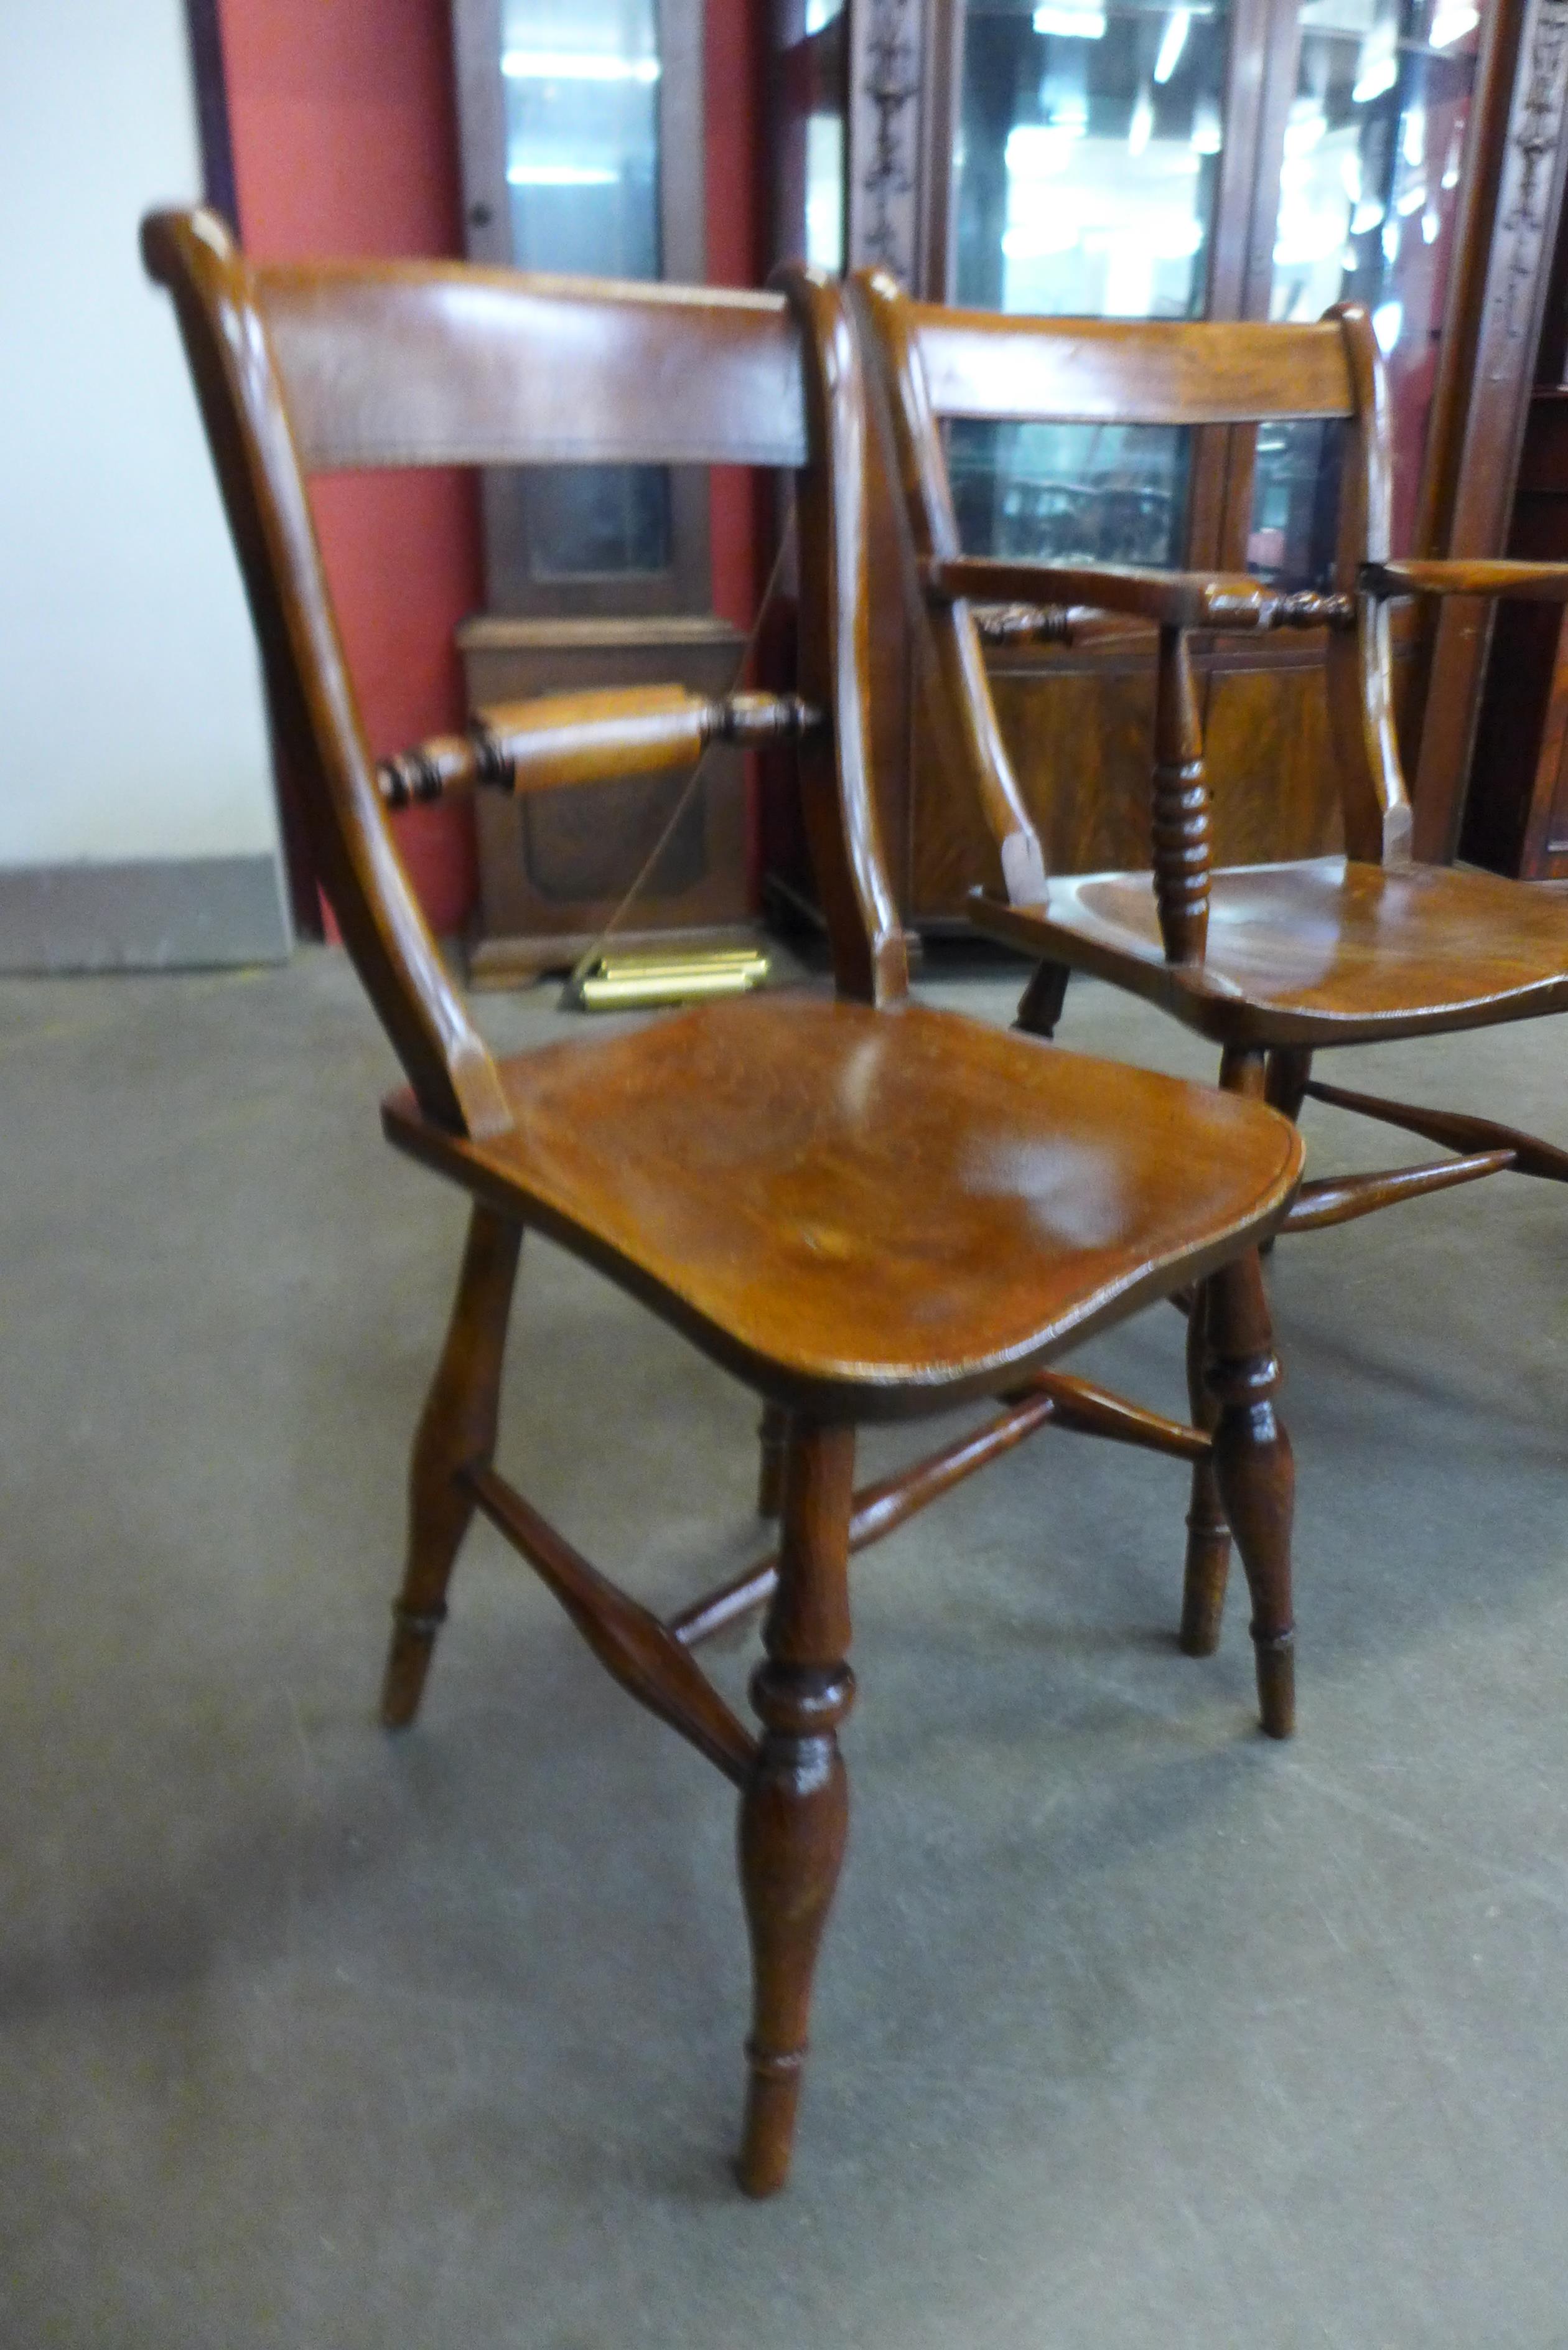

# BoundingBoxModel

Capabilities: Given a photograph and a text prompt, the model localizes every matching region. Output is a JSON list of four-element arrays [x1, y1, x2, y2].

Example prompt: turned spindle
[[735, 1421, 856, 2197], [1151, 625, 1211, 965], [1205, 1248, 1295, 1738], [1179, 1281, 1231, 1655]]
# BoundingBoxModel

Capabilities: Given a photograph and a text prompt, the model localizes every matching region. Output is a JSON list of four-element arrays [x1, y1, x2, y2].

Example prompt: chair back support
[[912, 314, 1356, 429], [258, 266, 813, 474], [141, 209, 905, 1140], [858, 269, 1411, 936]]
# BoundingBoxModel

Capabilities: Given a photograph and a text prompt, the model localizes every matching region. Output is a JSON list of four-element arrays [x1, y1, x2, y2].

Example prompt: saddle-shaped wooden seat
[[978, 854, 1568, 1047], [145, 207, 1302, 2194], [387, 991, 1298, 1403]]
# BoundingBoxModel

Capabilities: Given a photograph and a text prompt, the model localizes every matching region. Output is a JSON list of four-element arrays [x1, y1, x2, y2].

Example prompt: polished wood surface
[[381, 1204, 520, 1728], [737, 1420, 856, 2196], [971, 858, 1568, 1048], [671, 1367, 1206, 1654], [926, 556, 1281, 634], [1281, 1150, 1515, 1232], [382, 993, 1300, 1416], [465, 1459, 757, 1787], [457, 614, 752, 970], [1150, 624, 1212, 966], [141, 210, 511, 1142], [376, 685, 819, 808], [1205, 1242, 1294, 1741], [1300, 1079, 1568, 1182], [1368, 556, 1568, 602], [148, 205, 1307, 2193], [257, 261, 810, 474], [863, 274, 1419, 938], [913, 313, 1354, 426]]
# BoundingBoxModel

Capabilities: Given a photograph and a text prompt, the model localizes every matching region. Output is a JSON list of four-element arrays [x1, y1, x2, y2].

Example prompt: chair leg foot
[[381, 1603, 449, 1730], [735, 1421, 856, 2197], [1207, 1247, 1296, 1738], [1179, 1533, 1230, 1657], [737, 2049, 807, 2199], [756, 1401, 789, 1520], [1179, 1279, 1230, 1656], [379, 1206, 521, 1731], [1014, 958, 1071, 1039], [1251, 1627, 1296, 1741]]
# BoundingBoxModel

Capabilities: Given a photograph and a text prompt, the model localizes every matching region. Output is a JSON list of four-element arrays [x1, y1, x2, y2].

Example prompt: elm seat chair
[[861, 266, 1568, 1680], [144, 207, 1305, 2196]]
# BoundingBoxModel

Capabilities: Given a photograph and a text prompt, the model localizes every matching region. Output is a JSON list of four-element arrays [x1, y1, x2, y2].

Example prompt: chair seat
[[383, 993, 1300, 1415], [976, 856, 1568, 1047]]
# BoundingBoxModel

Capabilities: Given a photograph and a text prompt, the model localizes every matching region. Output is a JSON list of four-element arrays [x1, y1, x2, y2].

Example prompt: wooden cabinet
[[451, 0, 750, 976], [769, 0, 1568, 917]]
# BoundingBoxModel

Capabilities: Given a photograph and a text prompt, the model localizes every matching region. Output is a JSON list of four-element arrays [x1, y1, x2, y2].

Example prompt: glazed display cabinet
[[452, 0, 750, 977], [770, 0, 1568, 917]]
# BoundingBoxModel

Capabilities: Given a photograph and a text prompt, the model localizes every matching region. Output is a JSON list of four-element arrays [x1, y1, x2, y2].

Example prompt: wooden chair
[[144, 207, 1305, 2194], [861, 268, 1568, 1685]]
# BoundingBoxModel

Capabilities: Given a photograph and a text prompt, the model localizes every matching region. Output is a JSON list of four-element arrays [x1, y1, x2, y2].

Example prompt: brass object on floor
[[568, 944, 771, 1011]]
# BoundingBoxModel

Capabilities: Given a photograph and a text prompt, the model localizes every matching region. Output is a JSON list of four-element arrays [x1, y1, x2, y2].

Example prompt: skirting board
[[0, 854, 292, 971]]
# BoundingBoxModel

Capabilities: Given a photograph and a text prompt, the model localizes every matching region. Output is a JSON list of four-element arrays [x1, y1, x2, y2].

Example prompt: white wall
[[0, 0, 281, 876]]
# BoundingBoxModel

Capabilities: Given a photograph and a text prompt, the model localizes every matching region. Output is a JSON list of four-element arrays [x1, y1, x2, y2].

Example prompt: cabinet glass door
[[950, 0, 1234, 563], [1253, 0, 1490, 579]]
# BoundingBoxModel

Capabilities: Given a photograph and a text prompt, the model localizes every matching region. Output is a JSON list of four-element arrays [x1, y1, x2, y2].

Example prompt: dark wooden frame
[[451, 0, 714, 618]]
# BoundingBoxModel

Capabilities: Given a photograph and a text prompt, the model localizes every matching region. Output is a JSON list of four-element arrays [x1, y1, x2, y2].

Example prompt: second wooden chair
[[861, 267, 1568, 1691]]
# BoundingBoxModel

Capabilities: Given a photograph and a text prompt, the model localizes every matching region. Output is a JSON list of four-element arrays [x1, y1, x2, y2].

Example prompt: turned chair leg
[[756, 1401, 790, 1519], [735, 1419, 856, 2197], [1179, 1043, 1271, 1655], [380, 1205, 522, 1730], [1180, 1280, 1232, 1655], [1265, 1046, 1314, 1123], [1206, 1247, 1296, 1738]]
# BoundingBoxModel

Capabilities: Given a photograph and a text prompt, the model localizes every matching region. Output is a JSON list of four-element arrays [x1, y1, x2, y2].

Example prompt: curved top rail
[[257, 263, 811, 474]]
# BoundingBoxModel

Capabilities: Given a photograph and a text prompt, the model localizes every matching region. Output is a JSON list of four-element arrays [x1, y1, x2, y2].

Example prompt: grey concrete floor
[[3, 945, 1567, 2348]]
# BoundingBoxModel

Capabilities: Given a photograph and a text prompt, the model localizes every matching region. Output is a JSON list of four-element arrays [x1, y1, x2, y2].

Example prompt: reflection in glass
[[950, 418, 1189, 565], [1257, 0, 1487, 574], [953, 0, 1230, 561], [502, 0, 670, 577], [1248, 418, 1344, 585], [955, 0, 1231, 319]]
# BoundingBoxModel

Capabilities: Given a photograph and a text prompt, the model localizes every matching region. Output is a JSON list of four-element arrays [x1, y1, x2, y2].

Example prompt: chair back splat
[[856, 269, 1413, 959], [139, 210, 907, 1139]]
